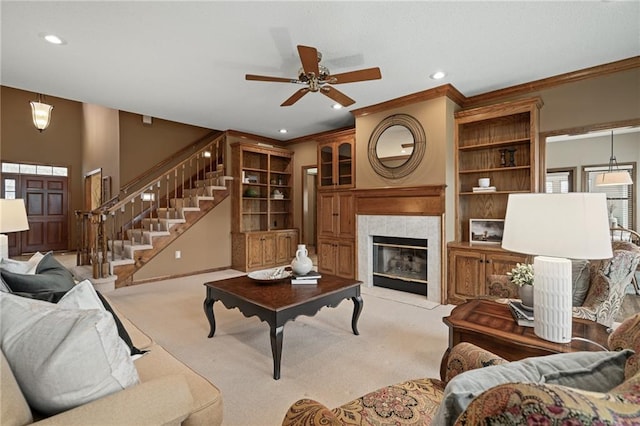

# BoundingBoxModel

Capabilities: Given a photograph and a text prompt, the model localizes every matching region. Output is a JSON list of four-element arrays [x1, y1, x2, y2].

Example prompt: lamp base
[[533, 256, 572, 343], [0, 234, 8, 261]]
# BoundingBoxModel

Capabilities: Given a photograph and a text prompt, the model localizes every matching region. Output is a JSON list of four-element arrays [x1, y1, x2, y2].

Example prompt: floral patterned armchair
[[282, 313, 640, 425], [487, 241, 640, 327]]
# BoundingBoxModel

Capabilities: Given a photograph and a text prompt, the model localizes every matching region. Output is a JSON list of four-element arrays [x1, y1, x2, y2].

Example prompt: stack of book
[[472, 186, 497, 193], [291, 270, 322, 285], [508, 300, 534, 327]]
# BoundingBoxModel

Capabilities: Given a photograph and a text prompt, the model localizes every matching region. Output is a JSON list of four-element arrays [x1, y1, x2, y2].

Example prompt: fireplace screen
[[372, 236, 428, 296]]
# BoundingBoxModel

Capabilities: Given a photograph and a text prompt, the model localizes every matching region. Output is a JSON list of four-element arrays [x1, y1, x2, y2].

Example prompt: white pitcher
[[291, 244, 313, 276]]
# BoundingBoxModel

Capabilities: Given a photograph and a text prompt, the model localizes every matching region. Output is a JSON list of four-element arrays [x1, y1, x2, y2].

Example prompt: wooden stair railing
[[76, 132, 229, 286]]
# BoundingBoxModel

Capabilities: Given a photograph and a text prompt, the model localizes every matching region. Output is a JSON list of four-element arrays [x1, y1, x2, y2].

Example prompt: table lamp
[[502, 193, 612, 343], [0, 199, 30, 261]]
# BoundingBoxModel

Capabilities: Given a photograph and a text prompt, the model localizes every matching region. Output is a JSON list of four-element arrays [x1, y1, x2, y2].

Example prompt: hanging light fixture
[[595, 130, 633, 186], [30, 94, 54, 132]]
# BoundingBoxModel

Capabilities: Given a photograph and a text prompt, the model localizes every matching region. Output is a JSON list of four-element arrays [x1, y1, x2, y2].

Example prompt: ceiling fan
[[246, 45, 382, 107]]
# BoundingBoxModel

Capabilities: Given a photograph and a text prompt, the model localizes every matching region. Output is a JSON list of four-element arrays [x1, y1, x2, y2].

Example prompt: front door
[[2, 174, 69, 255]]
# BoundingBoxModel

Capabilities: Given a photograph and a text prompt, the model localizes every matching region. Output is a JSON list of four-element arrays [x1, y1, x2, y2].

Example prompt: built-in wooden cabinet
[[317, 189, 355, 278], [317, 130, 355, 190], [454, 97, 542, 242], [232, 229, 299, 272], [318, 238, 355, 278], [231, 142, 298, 271], [447, 243, 528, 305], [448, 97, 542, 302]]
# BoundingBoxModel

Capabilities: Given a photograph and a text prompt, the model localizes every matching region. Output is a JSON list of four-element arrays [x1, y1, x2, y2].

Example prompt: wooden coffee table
[[440, 299, 610, 380], [203, 273, 363, 380]]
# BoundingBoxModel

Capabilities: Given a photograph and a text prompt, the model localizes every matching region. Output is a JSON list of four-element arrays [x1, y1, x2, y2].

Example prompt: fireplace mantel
[[354, 185, 445, 216]]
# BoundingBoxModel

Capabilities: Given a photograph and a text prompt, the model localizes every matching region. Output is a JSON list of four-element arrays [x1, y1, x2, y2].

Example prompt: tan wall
[[133, 197, 232, 281], [290, 140, 317, 234], [355, 96, 450, 189], [82, 104, 120, 192], [118, 111, 212, 186], [1, 86, 84, 251]]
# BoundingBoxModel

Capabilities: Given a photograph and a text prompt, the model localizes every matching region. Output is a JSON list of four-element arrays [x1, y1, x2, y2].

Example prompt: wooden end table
[[203, 274, 363, 380], [440, 299, 610, 380]]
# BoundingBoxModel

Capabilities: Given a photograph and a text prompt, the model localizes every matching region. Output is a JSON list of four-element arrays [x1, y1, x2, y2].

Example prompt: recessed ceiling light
[[279, 129, 287, 134], [430, 71, 446, 80], [40, 33, 66, 45], [332, 103, 343, 110]]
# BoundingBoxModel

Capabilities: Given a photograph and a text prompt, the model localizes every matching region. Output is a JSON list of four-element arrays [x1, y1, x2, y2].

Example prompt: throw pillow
[[0, 252, 75, 299], [571, 259, 590, 306], [57, 280, 146, 356], [433, 349, 633, 426], [0, 291, 139, 415], [0, 252, 44, 274], [0, 274, 10, 292]]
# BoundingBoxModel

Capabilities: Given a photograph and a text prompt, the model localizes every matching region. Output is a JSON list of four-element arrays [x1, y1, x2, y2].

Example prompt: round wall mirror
[[368, 114, 426, 179]]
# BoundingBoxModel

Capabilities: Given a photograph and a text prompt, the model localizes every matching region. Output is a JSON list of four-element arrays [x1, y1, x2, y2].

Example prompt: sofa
[[1, 253, 223, 426], [487, 240, 640, 327], [282, 312, 640, 425]]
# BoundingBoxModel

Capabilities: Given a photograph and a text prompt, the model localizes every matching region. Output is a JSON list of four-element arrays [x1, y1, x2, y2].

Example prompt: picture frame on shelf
[[470, 219, 505, 244]]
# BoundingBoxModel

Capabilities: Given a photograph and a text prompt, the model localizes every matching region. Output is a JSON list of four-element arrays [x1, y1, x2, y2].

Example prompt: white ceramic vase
[[291, 244, 313, 276]]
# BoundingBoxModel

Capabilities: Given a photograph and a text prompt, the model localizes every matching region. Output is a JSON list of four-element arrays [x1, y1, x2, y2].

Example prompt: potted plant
[[507, 263, 534, 308]]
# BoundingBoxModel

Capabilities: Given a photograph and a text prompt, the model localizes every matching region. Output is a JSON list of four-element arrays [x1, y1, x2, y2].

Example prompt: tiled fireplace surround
[[353, 186, 445, 304]]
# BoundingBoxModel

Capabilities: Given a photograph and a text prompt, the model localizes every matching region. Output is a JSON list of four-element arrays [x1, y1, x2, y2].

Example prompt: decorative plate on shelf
[[248, 268, 291, 284]]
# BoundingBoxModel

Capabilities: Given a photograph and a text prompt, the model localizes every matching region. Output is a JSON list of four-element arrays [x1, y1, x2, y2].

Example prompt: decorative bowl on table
[[248, 268, 291, 284]]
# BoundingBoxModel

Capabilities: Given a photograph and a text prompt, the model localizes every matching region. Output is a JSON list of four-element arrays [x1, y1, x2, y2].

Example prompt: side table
[[440, 299, 610, 380]]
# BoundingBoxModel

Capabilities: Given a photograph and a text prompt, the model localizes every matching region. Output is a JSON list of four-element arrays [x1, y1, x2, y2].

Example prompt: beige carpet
[[107, 271, 454, 426]]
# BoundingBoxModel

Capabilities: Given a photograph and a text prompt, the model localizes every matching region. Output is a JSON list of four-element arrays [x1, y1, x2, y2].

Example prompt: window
[[3, 179, 16, 199], [1, 162, 68, 176], [583, 163, 636, 229], [545, 168, 576, 193]]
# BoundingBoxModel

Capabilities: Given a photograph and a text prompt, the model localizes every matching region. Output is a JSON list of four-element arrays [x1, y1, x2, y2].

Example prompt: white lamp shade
[[595, 171, 633, 186], [0, 199, 30, 233], [30, 101, 53, 131], [502, 193, 612, 260]]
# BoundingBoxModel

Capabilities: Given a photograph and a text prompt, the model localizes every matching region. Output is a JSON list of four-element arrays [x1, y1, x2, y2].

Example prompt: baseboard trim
[[131, 265, 234, 285]]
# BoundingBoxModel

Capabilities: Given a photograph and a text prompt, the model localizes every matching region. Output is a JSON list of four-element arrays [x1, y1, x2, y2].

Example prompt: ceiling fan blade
[[297, 45, 320, 76], [246, 74, 297, 83], [281, 88, 310, 107], [330, 67, 382, 84], [321, 86, 355, 107]]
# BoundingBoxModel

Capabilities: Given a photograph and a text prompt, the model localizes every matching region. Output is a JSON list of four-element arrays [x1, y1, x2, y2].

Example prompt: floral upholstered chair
[[282, 313, 640, 425], [487, 241, 640, 327]]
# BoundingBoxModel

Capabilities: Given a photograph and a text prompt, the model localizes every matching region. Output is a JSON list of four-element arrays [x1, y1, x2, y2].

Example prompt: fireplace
[[372, 236, 428, 296]]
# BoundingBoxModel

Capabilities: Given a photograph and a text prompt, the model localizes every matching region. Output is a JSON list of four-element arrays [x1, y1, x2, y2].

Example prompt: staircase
[[76, 131, 231, 288]]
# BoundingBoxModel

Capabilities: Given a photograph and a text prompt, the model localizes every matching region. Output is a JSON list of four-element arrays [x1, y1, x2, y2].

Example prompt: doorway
[[301, 166, 318, 256], [1, 172, 69, 255]]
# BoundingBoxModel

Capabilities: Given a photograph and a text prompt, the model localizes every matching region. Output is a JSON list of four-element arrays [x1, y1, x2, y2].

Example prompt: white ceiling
[[2, 1, 639, 141]]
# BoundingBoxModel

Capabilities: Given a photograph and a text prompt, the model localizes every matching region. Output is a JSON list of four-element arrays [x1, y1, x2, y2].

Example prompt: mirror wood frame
[[368, 114, 426, 179]]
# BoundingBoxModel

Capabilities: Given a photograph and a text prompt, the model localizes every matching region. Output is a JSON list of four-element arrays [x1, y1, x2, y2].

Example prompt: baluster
[[156, 180, 161, 224], [166, 174, 170, 219], [174, 169, 178, 218], [149, 185, 154, 231], [189, 158, 193, 194], [120, 205, 126, 260], [130, 198, 135, 245], [181, 164, 186, 209], [110, 211, 116, 262]]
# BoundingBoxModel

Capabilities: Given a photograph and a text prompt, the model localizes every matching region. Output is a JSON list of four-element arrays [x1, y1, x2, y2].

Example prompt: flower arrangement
[[507, 263, 534, 287]]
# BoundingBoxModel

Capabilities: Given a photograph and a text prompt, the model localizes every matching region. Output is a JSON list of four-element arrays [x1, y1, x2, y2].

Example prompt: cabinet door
[[318, 144, 335, 189], [337, 192, 354, 238], [276, 231, 297, 264], [247, 233, 266, 269], [262, 233, 277, 267], [485, 252, 527, 279], [336, 240, 355, 279], [318, 192, 337, 237], [336, 141, 353, 188], [317, 239, 336, 275], [448, 249, 484, 304]]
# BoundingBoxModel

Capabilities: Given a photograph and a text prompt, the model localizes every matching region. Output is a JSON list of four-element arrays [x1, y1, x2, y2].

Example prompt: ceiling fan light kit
[[246, 45, 381, 107]]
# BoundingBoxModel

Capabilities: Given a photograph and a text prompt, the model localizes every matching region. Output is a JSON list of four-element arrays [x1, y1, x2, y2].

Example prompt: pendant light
[[595, 130, 632, 186], [30, 94, 54, 132]]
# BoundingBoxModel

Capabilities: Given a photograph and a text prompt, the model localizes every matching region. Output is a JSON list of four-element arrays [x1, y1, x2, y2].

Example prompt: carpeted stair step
[[183, 186, 220, 198], [108, 239, 153, 259], [127, 228, 171, 245]]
